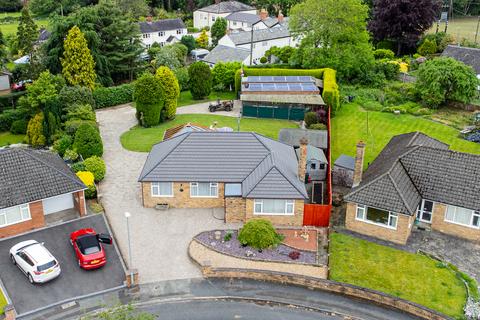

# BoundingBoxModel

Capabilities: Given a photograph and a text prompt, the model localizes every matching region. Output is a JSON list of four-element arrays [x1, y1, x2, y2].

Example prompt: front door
[[417, 200, 434, 223]]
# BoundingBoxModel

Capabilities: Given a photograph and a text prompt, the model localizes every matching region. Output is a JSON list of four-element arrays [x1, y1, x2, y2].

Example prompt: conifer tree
[[196, 30, 209, 49], [17, 6, 38, 56], [155, 66, 180, 120]]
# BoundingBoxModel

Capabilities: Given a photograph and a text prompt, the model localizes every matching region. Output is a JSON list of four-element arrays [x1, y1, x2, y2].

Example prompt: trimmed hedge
[[322, 68, 340, 113], [93, 83, 134, 109]]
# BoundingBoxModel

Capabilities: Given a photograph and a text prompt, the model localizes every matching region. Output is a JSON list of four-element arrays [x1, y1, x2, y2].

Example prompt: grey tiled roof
[[296, 145, 327, 164], [227, 26, 291, 45], [441, 45, 480, 74], [139, 19, 185, 34], [0, 148, 86, 209], [225, 12, 261, 24], [334, 154, 354, 170], [278, 129, 328, 149], [345, 132, 480, 214], [198, 1, 255, 13], [138, 132, 308, 199], [202, 45, 250, 64]]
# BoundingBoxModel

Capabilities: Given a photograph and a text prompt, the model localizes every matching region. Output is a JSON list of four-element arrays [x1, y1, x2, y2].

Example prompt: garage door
[[43, 193, 74, 215]]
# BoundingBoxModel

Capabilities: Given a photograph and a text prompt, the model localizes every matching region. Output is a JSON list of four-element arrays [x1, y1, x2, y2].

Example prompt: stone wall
[[431, 202, 480, 242], [245, 199, 304, 226], [225, 197, 246, 223], [202, 268, 450, 320], [345, 202, 414, 245], [142, 182, 225, 208], [0, 201, 45, 239]]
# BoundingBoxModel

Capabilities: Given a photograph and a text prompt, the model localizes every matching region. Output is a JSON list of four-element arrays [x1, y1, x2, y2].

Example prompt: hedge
[[234, 68, 340, 112], [92, 83, 134, 109], [0, 91, 27, 112], [0, 108, 29, 132]]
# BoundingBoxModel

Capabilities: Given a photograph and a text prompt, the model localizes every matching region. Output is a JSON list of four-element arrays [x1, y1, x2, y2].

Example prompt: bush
[[174, 67, 190, 91], [53, 135, 73, 156], [188, 62, 212, 99], [26, 113, 46, 147], [237, 219, 284, 250], [260, 56, 267, 64], [223, 231, 232, 242], [64, 119, 97, 136], [10, 119, 28, 134], [83, 156, 106, 182], [74, 123, 103, 159], [374, 60, 400, 80], [309, 123, 327, 130], [304, 112, 318, 127], [155, 66, 179, 120], [134, 72, 164, 127], [0, 108, 29, 131], [70, 161, 86, 172], [76, 171, 96, 199], [0, 91, 27, 110], [373, 49, 394, 60], [212, 62, 241, 91], [63, 148, 79, 162], [417, 38, 437, 56], [65, 104, 96, 121], [59, 86, 95, 110], [93, 83, 134, 109], [181, 35, 196, 53]]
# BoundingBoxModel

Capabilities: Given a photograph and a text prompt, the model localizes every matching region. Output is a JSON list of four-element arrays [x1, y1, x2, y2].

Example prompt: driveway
[[96, 105, 238, 284], [177, 100, 241, 117], [0, 214, 125, 316]]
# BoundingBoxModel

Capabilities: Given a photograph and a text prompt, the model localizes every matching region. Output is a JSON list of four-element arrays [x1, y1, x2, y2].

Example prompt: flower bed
[[195, 230, 317, 264]]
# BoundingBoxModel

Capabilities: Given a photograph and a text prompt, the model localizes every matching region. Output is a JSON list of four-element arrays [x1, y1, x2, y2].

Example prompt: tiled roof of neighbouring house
[[441, 45, 480, 74], [225, 12, 261, 24], [139, 18, 186, 34], [278, 129, 328, 149], [0, 148, 86, 209], [198, 1, 255, 13], [202, 45, 250, 64], [334, 155, 355, 170], [138, 132, 308, 199], [226, 26, 291, 45], [345, 132, 480, 215]]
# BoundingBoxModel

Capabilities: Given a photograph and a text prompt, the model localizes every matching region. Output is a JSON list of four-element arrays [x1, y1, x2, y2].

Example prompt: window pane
[[286, 201, 294, 214], [356, 206, 365, 219], [423, 200, 433, 213], [20, 205, 30, 220], [210, 183, 217, 196], [389, 214, 398, 228], [366, 207, 389, 225], [191, 183, 198, 196], [456, 207, 472, 225], [445, 206, 455, 221], [254, 201, 262, 213], [473, 214, 480, 227], [262, 199, 286, 214], [197, 183, 210, 196], [5, 206, 22, 224], [158, 183, 172, 196], [0, 214, 6, 226]]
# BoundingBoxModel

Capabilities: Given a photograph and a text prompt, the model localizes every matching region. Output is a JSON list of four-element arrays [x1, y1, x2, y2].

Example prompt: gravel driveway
[[96, 105, 238, 284]]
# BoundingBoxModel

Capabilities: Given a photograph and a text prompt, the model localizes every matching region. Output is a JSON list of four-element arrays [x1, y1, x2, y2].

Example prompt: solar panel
[[243, 76, 315, 83]]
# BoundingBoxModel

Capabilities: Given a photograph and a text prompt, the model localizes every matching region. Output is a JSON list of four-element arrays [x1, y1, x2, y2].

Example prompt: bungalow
[[138, 132, 309, 226], [0, 148, 87, 238], [344, 132, 480, 244], [139, 18, 187, 49], [193, 0, 256, 29]]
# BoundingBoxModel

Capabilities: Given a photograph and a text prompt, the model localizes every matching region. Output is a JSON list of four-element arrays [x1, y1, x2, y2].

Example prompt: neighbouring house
[[295, 145, 327, 182], [193, 0, 256, 30], [0, 148, 87, 238], [332, 155, 355, 187], [37, 28, 51, 45], [225, 9, 286, 32], [278, 128, 328, 150], [344, 132, 480, 244], [139, 17, 187, 49], [0, 72, 11, 92], [202, 45, 250, 67], [163, 123, 213, 140], [442, 45, 480, 77], [241, 76, 325, 120], [138, 132, 308, 226]]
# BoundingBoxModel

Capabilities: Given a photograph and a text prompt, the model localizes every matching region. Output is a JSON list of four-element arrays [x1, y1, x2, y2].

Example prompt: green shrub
[[0, 108, 29, 131], [93, 83, 134, 109], [417, 38, 437, 56], [304, 112, 318, 127], [64, 119, 97, 136], [238, 219, 284, 250], [0, 91, 27, 110], [374, 60, 400, 81], [134, 72, 164, 127], [26, 113, 46, 147], [63, 148, 79, 162], [260, 56, 267, 64], [188, 62, 212, 99], [10, 119, 28, 134], [309, 123, 327, 130], [53, 135, 73, 157], [174, 67, 190, 91], [373, 49, 394, 60], [65, 104, 96, 121], [70, 161, 86, 172], [74, 123, 103, 159], [59, 85, 95, 109], [322, 68, 340, 113], [224, 231, 232, 242], [83, 156, 106, 182]]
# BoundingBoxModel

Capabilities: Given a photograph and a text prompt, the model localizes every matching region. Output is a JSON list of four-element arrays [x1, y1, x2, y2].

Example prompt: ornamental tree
[[83, 156, 106, 182], [16, 6, 38, 56], [181, 35, 196, 54], [238, 219, 284, 249], [133, 72, 164, 127], [211, 17, 227, 46], [73, 123, 103, 158], [212, 61, 241, 91], [26, 112, 46, 147], [26, 70, 65, 112], [416, 57, 479, 108], [368, 0, 441, 54], [188, 62, 212, 99], [196, 30, 209, 49], [155, 66, 180, 120], [61, 26, 96, 89]]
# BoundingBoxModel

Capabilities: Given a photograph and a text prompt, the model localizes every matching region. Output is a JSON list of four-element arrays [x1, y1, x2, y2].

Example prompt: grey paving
[[0, 214, 125, 316], [176, 100, 240, 117], [96, 105, 239, 284]]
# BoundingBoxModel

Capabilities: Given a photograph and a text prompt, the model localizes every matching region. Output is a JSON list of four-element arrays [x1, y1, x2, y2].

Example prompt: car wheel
[[10, 254, 16, 265], [28, 274, 34, 284]]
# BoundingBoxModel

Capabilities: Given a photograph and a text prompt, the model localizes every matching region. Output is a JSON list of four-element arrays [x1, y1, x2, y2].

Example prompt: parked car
[[9, 240, 61, 284], [70, 228, 112, 270], [11, 79, 32, 92], [209, 100, 234, 112]]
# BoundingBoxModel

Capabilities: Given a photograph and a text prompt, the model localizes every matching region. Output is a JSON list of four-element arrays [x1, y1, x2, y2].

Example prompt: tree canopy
[[155, 66, 180, 120], [211, 17, 227, 46], [17, 6, 38, 56]]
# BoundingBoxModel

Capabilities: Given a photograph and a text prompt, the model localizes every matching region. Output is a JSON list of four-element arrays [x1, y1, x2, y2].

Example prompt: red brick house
[[0, 148, 87, 238]]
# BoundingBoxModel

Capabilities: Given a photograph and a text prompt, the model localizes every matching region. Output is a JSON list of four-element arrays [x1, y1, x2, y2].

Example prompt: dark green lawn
[[329, 233, 467, 318], [120, 114, 298, 152], [177, 91, 236, 107], [331, 103, 480, 167], [0, 132, 24, 147]]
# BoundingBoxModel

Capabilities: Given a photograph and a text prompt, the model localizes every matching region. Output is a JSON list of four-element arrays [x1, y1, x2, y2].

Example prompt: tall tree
[[211, 17, 227, 47], [155, 66, 179, 120], [61, 26, 96, 89], [368, 0, 441, 54], [196, 30, 209, 49], [116, 0, 149, 18], [17, 6, 38, 56], [0, 0, 21, 12], [0, 31, 6, 69]]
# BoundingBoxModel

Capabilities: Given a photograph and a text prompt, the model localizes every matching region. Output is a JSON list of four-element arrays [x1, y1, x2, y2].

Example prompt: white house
[[139, 18, 187, 49], [225, 9, 286, 31], [193, 0, 256, 30]]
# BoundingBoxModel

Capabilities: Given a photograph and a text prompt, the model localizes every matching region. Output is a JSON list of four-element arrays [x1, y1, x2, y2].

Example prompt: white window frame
[[158, 31, 165, 37], [176, 29, 182, 35], [0, 204, 31, 228], [253, 199, 295, 216], [355, 204, 398, 230], [262, 41, 268, 47], [190, 182, 218, 198], [416, 199, 434, 223], [143, 33, 150, 39], [444, 205, 480, 229], [151, 182, 173, 197]]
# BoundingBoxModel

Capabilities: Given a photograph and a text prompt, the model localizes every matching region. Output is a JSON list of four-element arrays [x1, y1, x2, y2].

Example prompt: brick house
[[344, 132, 480, 244], [0, 148, 87, 238], [138, 132, 309, 226]]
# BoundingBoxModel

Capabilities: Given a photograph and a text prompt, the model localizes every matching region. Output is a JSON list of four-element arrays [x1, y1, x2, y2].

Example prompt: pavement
[[96, 105, 238, 284], [177, 100, 241, 117], [0, 214, 125, 316]]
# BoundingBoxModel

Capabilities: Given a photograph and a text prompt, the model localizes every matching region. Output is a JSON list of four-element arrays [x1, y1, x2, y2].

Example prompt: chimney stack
[[146, 15, 153, 23], [298, 137, 308, 183], [352, 141, 366, 187], [277, 10, 284, 23], [215, 0, 221, 4], [260, 8, 268, 20]]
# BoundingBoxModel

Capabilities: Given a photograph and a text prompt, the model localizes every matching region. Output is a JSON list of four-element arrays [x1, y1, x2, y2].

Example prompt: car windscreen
[[77, 234, 101, 255], [37, 260, 56, 271]]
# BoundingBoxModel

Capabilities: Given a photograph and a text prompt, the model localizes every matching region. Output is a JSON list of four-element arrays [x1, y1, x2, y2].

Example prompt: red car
[[70, 228, 112, 270]]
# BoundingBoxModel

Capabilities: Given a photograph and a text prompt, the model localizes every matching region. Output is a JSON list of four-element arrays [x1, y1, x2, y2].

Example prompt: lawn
[[0, 287, 6, 315], [329, 233, 467, 318], [427, 16, 479, 42], [121, 114, 298, 152], [331, 103, 480, 167], [0, 12, 49, 36], [177, 91, 237, 107], [0, 132, 24, 147]]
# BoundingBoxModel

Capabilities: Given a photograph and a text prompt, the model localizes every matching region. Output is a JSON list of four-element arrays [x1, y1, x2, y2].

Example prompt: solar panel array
[[243, 82, 319, 92], [243, 76, 315, 83]]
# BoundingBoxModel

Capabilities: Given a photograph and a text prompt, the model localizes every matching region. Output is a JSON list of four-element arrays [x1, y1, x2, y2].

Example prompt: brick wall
[[0, 201, 45, 238], [345, 202, 414, 245], [431, 202, 480, 242], [225, 197, 246, 223], [244, 199, 304, 226], [73, 190, 86, 216], [142, 182, 225, 208]]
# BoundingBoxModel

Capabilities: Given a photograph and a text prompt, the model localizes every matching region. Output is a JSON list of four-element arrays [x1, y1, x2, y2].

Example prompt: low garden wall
[[201, 267, 451, 320]]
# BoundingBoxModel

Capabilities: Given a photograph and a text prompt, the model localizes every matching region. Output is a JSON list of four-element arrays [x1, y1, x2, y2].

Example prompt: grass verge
[[0, 132, 24, 147], [0, 287, 7, 315]]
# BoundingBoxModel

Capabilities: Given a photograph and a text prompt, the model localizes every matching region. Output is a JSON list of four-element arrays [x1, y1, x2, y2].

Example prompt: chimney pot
[[277, 10, 284, 23], [260, 8, 268, 20], [146, 15, 153, 23], [352, 141, 366, 187]]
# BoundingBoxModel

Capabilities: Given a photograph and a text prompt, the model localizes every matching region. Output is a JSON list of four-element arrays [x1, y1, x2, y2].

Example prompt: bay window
[[254, 199, 294, 215], [190, 182, 218, 197], [356, 204, 398, 229], [445, 205, 480, 228], [151, 182, 173, 197], [0, 204, 31, 227]]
